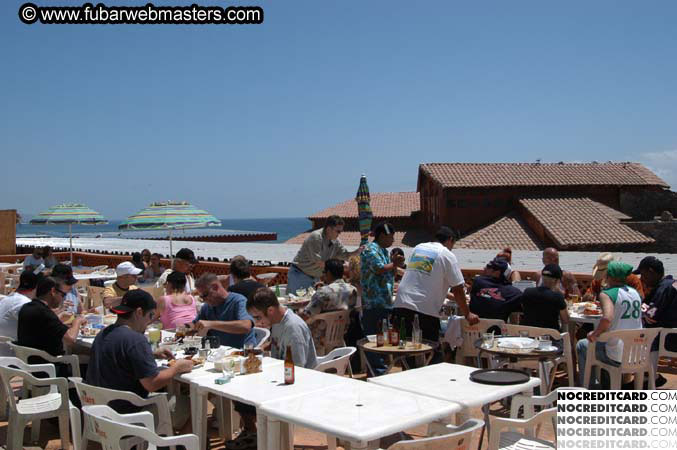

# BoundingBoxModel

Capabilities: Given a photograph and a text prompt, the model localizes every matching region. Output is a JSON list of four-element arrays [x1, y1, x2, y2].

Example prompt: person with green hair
[[576, 261, 642, 388]]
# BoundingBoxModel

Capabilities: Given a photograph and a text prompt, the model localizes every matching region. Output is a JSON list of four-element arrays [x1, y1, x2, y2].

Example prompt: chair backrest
[[314, 346, 356, 376], [0, 271, 6, 295], [9, 342, 81, 377], [0, 357, 61, 410], [659, 327, 677, 360], [597, 328, 662, 370], [505, 324, 562, 340], [75, 278, 91, 295], [139, 286, 164, 300], [253, 327, 270, 349], [82, 404, 198, 450], [457, 318, 506, 363], [387, 419, 484, 450], [71, 377, 144, 408], [87, 286, 106, 309], [308, 310, 350, 354]]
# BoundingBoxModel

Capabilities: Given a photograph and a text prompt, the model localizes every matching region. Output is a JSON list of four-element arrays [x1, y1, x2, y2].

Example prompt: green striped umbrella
[[119, 201, 221, 257], [30, 203, 108, 262]]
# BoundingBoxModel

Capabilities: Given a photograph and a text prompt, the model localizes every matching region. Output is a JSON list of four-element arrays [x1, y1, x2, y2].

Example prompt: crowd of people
[[1, 213, 676, 448]]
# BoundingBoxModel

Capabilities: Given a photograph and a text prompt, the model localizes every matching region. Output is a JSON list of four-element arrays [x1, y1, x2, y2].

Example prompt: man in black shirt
[[469, 258, 522, 321], [17, 276, 87, 376], [227, 258, 265, 301], [86, 290, 192, 413], [521, 264, 569, 331]]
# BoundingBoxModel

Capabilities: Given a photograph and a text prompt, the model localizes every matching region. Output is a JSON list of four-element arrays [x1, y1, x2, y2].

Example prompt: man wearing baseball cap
[[0, 271, 42, 355], [156, 248, 198, 295], [577, 261, 642, 388], [469, 257, 523, 322], [635, 256, 675, 387], [51, 263, 84, 314], [87, 289, 192, 413], [103, 261, 141, 309], [520, 264, 569, 332]]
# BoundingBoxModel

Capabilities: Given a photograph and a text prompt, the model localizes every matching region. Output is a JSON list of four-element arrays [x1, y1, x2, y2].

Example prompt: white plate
[[497, 337, 538, 350]]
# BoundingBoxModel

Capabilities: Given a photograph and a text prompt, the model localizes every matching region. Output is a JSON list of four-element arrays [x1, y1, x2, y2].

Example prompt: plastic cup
[[482, 332, 494, 348]]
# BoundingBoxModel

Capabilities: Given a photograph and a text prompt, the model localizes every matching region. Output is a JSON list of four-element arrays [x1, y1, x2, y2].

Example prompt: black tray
[[469, 368, 530, 385]]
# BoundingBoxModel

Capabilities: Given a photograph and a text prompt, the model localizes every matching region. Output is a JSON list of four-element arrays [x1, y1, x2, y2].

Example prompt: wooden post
[[0, 210, 17, 255]]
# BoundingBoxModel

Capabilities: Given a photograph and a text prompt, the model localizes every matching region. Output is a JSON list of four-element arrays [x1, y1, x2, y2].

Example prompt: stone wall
[[619, 188, 677, 220], [624, 218, 677, 253]]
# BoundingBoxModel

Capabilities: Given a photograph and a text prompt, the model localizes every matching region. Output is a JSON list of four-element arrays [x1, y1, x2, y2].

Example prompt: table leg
[[267, 418, 282, 450], [540, 360, 551, 394], [351, 440, 368, 450], [256, 412, 268, 450], [193, 386, 208, 450]]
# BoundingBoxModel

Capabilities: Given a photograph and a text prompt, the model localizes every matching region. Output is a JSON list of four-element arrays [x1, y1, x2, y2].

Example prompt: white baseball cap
[[116, 261, 143, 277]]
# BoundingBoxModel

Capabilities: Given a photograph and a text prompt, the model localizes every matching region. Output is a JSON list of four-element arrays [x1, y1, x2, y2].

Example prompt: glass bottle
[[284, 347, 295, 384]]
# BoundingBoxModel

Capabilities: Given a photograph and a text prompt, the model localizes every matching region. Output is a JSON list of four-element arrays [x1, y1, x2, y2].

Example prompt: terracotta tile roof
[[285, 229, 432, 248], [518, 196, 654, 248], [419, 162, 669, 189], [308, 192, 420, 220], [455, 213, 544, 251]]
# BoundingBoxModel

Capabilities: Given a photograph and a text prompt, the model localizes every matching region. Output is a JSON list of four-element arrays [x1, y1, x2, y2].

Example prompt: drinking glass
[[412, 329, 422, 349], [482, 332, 494, 348], [148, 324, 162, 349], [537, 335, 552, 350], [519, 330, 530, 338]]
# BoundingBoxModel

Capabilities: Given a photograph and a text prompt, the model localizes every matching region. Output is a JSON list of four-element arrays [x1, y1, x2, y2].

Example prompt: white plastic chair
[[86, 285, 106, 310], [314, 346, 356, 376], [486, 387, 575, 450], [253, 326, 270, 349], [9, 342, 81, 380], [71, 377, 174, 449], [455, 318, 506, 367], [504, 324, 575, 393], [381, 419, 484, 449], [0, 336, 12, 419], [81, 404, 199, 450], [583, 328, 662, 390], [0, 356, 81, 450], [307, 309, 350, 356]]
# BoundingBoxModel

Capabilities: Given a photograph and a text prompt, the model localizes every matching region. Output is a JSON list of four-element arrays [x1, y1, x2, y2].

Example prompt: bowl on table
[[366, 334, 376, 343]]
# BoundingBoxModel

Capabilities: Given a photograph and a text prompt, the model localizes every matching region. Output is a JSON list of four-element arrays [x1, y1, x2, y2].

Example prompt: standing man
[[156, 248, 198, 294], [192, 273, 257, 348], [635, 256, 675, 387], [0, 271, 41, 356], [392, 227, 478, 344], [360, 222, 404, 376], [287, 215, 363, 295], [86, 290, 192, 413], [539, 248, 580, 297], [576, 262, 642, 388]]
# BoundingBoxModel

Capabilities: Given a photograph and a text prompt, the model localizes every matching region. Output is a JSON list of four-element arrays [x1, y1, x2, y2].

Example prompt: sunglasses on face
[[55, 288, 69, 297]]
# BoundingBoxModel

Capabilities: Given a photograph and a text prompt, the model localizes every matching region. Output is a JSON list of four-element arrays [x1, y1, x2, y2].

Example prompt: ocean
[[17, 217, 311, 244]]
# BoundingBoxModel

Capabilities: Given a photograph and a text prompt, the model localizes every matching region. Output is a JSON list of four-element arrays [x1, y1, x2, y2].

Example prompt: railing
[[0, 250, 595, 292]]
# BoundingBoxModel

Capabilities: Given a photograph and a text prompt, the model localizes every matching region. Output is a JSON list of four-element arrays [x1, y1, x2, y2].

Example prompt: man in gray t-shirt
[[226, 287, 317, 448], [247, 287, 317, 368]]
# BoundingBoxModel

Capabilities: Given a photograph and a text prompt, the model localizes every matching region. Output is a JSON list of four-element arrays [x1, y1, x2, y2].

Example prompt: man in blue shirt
[[192, 272, 257, 348]]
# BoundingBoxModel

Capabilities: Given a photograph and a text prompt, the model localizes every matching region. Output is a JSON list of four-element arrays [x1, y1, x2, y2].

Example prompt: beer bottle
[[275, 284, 281, 297], [284, 346, 295, 384], [376, 320, 385, 347], [389, 318, 399, 346]]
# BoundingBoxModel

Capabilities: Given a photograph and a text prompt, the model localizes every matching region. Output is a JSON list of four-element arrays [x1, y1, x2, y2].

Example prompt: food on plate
[[583, 308, 601, 316], [81, 327, 100, 337], [168, 356, 203, 367]]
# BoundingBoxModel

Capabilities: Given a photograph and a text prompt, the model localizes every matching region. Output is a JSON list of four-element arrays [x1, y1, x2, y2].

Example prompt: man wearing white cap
[[103, 261, 141, 309]]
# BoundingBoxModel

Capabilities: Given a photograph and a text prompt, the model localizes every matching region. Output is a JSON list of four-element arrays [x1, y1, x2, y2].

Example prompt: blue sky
[[2, 1, 676, 220]]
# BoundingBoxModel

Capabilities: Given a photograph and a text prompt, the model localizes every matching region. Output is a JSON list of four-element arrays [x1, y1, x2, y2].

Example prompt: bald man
[[538, 248, 579, 297]]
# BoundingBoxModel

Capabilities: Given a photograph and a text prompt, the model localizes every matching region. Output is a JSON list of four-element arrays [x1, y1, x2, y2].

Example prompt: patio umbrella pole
[[69, 223, 73, 264], [169, 228, 174, 263]]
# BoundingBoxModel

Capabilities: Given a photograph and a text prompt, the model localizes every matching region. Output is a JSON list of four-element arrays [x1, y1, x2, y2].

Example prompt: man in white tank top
[[576, 261, 642, 387]]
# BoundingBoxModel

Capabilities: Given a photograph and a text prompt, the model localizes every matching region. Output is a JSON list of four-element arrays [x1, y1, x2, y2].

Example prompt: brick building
[[290, 162, 677, 252]]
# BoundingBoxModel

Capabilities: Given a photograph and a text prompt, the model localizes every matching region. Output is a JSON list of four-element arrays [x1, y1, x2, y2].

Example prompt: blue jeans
[[361, 307, 391, 377], [286, 265, 316, 296], [576, 339, 619, 388]]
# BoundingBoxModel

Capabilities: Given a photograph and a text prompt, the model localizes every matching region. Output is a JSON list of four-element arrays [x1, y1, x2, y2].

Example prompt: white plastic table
[[259, 379, 463, 450], [192, 363, 351, 450], [368, 363, 540, 448]]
